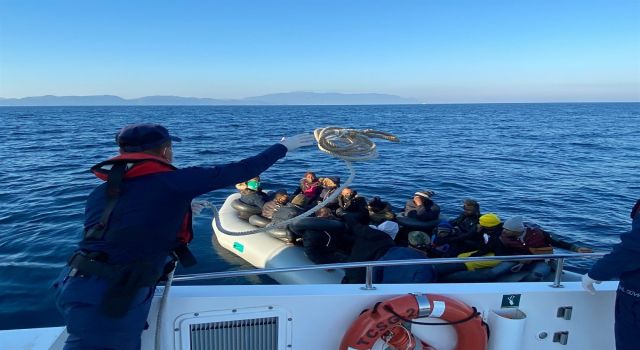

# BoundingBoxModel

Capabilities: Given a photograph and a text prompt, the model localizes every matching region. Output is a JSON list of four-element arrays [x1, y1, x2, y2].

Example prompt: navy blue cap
[[115, 124, 181, 152]]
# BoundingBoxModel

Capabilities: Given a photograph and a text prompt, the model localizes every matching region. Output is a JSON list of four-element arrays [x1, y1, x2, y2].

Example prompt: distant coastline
[[0, 92, 420, 106]]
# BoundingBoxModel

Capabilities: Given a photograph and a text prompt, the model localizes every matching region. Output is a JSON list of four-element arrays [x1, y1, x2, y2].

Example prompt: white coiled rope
[[156, 127, 398, 349]]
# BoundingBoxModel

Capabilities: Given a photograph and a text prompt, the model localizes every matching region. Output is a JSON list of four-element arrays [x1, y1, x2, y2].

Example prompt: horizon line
[[1, 101, 639, 107]]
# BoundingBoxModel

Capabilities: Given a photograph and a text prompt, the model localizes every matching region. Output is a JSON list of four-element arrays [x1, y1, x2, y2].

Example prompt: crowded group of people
[[235, 171, 594, 285]]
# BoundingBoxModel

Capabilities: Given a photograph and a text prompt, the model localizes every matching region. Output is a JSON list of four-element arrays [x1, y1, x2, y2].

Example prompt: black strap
[[381, 303, 481, 326], [84, 162, 127, 240], [174, 244, 197, 267]]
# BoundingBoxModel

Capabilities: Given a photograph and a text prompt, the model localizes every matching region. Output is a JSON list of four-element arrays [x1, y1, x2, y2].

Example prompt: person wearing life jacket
[[51, 124, 314, 350], [582, 199, 640, 350], [404, 190, 440, 223]]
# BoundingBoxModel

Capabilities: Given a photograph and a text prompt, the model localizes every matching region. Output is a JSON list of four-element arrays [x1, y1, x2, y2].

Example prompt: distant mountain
[[241, 92, 419, 105], [0, 95, 128, 106], [129, 95, 239, 105], [0, 92, 419, 106]]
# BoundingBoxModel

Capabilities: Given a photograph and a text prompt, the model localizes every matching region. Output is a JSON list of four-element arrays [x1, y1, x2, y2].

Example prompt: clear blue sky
[[1, 0, 639, 103]]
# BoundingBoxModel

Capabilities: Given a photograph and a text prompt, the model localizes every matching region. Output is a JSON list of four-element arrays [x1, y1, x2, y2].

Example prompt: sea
[[1, 103, 638, 330]]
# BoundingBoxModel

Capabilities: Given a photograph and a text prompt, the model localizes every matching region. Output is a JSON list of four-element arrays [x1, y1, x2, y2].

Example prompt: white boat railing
[[172, 252, 606, 289]]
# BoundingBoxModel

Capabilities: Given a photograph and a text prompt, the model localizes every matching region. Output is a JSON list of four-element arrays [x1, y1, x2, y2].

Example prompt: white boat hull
[[211, 193, 344, 284], [1, 281, 618, 350]]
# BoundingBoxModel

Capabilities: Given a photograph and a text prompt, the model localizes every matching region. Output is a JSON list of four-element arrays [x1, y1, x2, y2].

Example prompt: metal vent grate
[[189, 316, 279, 350]]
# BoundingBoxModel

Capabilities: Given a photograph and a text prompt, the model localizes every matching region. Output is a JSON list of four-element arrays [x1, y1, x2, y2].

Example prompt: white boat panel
[[212, 193, 344, 284]]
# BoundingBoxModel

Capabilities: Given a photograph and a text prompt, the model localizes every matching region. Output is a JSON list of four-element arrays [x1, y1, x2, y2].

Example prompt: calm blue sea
[[1, 103, 638, 330]]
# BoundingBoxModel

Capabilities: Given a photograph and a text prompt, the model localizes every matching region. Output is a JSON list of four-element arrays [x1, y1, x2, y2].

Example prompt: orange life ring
[[339, 293, 488, 350]]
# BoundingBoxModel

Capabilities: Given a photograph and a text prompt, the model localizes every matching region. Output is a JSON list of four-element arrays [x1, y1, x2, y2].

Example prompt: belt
[[67, 251, 160, 287], [67, 251, 119, 280]]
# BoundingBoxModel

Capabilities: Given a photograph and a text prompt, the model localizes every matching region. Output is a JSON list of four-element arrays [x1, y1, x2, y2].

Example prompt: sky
[[0, 0, 639, 103]]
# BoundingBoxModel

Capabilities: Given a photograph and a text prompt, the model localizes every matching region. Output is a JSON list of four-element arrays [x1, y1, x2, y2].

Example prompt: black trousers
[[615, 287, 640, 350]]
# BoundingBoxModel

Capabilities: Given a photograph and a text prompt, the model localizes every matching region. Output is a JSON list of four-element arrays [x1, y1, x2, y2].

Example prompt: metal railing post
[[361, 265, 376, 290], [551, 258, 565, 288]]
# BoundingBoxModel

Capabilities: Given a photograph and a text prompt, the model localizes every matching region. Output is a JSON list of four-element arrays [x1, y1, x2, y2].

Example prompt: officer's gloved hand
[[280, 133, 315, 152], [581, 273, 602, 295], [191, 200, 211, 215]]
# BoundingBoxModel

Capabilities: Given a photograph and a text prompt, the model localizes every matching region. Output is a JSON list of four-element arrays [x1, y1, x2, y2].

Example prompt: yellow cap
[[479, 213, 501, 228]]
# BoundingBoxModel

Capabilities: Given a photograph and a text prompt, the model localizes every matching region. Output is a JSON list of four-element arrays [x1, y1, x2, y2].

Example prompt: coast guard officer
[[53, 124, 313, 349], [582, 199, 640, 350]]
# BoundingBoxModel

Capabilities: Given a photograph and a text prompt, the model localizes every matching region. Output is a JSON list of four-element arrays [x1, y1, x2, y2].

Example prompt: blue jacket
[[79, 143, 287, 268], [589, 214, 640, 291], [375, 247, 436, 283]]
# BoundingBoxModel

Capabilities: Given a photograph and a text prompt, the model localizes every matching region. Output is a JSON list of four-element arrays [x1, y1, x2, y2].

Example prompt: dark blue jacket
[[375, 247, 436, 283], [589, 214, 640, 291], [79, 144, 287, 268]]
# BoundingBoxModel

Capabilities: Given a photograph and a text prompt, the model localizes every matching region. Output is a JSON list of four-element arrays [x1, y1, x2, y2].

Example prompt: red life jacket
[[91, 152, 193, 244], [500, 226, 550, 254]]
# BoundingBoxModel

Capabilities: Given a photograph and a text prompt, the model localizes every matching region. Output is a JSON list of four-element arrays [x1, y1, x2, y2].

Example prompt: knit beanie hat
[[479, 213, 501, 228], [414, 190, 435, 199], [503, 216, 525, 232], [408, 231, 431, 247]]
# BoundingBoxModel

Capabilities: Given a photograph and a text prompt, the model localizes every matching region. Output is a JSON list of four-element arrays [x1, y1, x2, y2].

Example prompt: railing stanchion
[[551, 258, 565, 288], [361, 265, 376, 290]]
